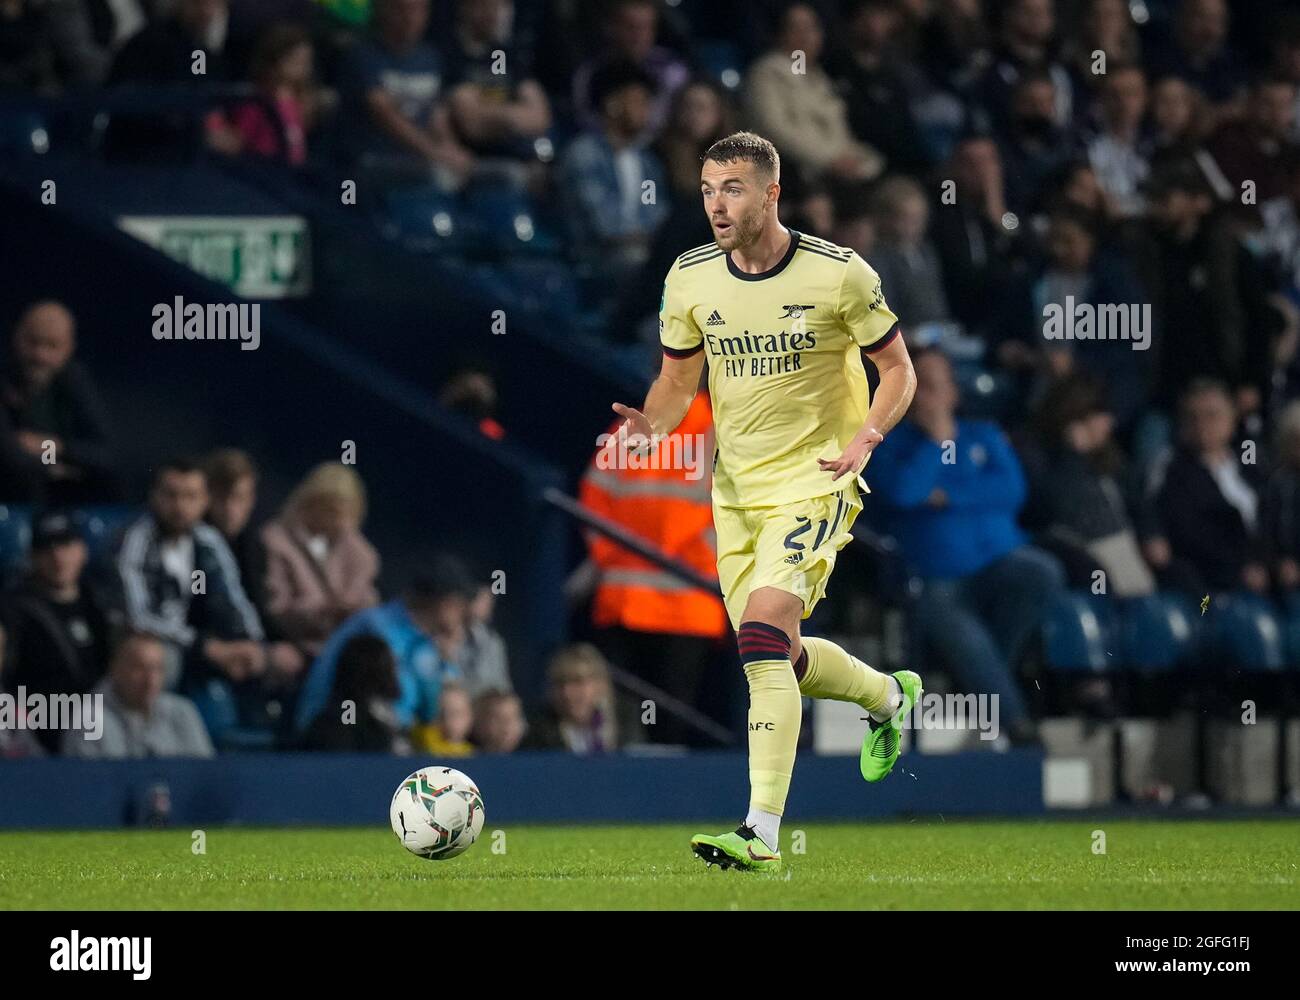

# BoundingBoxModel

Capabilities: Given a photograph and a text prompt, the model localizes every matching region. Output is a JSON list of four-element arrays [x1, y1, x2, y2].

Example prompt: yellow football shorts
[[714, 480, 865, 631]]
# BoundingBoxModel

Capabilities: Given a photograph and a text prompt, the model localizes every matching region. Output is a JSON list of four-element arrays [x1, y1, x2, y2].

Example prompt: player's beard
[[713, 205, 764, 252]]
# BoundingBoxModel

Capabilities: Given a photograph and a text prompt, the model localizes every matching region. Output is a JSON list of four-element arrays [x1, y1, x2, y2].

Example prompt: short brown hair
[[203, 448, 258, 496], [703, 131, 780, 181]]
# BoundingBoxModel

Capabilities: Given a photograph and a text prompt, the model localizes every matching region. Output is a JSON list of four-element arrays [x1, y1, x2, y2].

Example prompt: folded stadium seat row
[[1044, 590, 1299, 672], [0, 503, 139, 587], [379, 182, 561, 257]]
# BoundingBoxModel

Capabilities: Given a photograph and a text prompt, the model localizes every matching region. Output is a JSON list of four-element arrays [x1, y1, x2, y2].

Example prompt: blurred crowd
[[4, 0, 1300, 753], [0, 299, 653, 758]]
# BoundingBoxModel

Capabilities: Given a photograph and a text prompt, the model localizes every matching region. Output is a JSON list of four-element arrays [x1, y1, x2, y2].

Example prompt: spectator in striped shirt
[[117, 457, 265, 693]]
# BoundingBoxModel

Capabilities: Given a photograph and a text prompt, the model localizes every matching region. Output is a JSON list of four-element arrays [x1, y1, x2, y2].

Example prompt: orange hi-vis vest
[[579, 394, 726, 639]]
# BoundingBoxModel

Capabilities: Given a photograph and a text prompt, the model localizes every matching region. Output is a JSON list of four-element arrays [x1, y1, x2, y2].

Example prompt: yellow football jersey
[[659, 229, 900, 508]]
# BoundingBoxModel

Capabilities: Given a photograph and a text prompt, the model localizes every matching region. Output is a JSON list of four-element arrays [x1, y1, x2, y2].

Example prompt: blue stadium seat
[[951, 362, 1017, 421], [1208, 593, 1286, 671], [0, 110, 49, 156], [695, 41, 743, 88], [461, 181, 541, 251], [185, 678, 277, 751], [75, 504, 138, 563], [381, 185, 463, 247], [1044, 591, 1116, 671], [1117, 592, 1197, 673], [0, 504, 33, 581]]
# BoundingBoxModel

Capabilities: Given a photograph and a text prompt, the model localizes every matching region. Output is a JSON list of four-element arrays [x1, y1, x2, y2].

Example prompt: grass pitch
[[1, 819, 1296, 910]]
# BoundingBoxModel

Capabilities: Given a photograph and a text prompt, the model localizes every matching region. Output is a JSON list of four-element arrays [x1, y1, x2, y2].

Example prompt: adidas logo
[[706, 310, 725, 327], [783, 552, 803, 565]]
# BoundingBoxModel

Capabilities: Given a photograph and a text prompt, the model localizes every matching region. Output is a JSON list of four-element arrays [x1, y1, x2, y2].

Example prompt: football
[[389, 766, 485, 861]]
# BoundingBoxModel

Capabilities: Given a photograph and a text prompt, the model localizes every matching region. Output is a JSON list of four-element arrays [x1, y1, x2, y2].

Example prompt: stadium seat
[[381, 185, 463, 248], [0, 504, 34, 582], [1207, 594, 1286, 671], [695, 41, 743, 88], [951, 362, 1017, 421], [1044, 591, 1115, 671], [0, 110, 49, 156], [460, 181, 542, 252], [186, 678, 277, 752], [1117, 592, 1197, 673], [74, 505, 138, 563]]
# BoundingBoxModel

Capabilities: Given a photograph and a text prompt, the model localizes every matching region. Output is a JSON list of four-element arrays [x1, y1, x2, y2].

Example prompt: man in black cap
[[292, 553, 482, 733], [1, 511, 112, 752]]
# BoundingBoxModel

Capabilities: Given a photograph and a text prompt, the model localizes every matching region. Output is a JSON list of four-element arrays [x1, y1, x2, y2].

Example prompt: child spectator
[[523, 643, 642, 754], [410, 681, 473, 756], [471, 688, 524, 753]]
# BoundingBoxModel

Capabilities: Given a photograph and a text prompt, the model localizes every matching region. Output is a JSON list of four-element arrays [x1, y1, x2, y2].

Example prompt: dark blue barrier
[[0, 750, 1044, 828]]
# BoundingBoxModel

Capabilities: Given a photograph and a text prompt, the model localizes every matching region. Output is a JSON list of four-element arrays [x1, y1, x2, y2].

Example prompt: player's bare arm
[[610, 350, 705, 448], [819, 331, 916, 481]]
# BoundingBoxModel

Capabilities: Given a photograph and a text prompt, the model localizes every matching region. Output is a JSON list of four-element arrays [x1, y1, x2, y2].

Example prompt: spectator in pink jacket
[[206, 22, 318, 167], [262, 463, 380, 656]]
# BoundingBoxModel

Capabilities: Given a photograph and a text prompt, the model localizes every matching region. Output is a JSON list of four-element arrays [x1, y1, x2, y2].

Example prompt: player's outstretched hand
[[610, 402, 656, 455], [819, 427, 884, 481]]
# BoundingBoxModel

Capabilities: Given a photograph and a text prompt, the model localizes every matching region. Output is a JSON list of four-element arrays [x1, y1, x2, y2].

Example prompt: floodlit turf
[[0, 820, 1296, 910]]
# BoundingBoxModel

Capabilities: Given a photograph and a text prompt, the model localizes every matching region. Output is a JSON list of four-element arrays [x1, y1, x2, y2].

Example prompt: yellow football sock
[[744, 655, 803, 815], [797, 635, 891, 713]]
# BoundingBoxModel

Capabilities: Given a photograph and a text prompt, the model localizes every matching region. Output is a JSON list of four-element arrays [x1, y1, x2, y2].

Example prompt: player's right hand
[[610, 403, 656, 454]]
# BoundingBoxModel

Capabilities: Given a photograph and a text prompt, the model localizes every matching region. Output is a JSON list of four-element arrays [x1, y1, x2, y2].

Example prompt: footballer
[[611, 132, 921, 872]]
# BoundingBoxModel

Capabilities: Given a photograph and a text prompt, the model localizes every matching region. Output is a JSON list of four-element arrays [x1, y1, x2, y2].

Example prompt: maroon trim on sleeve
[[860, 321, 901, 354], [663, 343, 704, 359]]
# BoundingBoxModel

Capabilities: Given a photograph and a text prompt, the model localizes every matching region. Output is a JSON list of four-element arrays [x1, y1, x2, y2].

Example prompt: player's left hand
[[819, 428, 883, 481]]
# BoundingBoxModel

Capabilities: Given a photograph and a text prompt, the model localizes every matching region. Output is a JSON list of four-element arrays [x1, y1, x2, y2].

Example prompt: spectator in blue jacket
[[558, 60, 668, 288], [868, 347, 1065, 742], [294, 557, 474, 733]]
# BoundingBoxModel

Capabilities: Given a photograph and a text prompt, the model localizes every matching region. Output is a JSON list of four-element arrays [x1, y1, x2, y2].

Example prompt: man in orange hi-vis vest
[[579, 391, 727, 746]]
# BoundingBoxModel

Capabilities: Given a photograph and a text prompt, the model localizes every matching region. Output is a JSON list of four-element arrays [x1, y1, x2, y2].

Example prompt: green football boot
[[860, 670, 923, 783], [691, 824, 782, 872]]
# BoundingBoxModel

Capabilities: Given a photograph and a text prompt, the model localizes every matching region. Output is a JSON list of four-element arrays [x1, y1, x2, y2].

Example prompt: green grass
[[1, 820, 1297, 909]]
